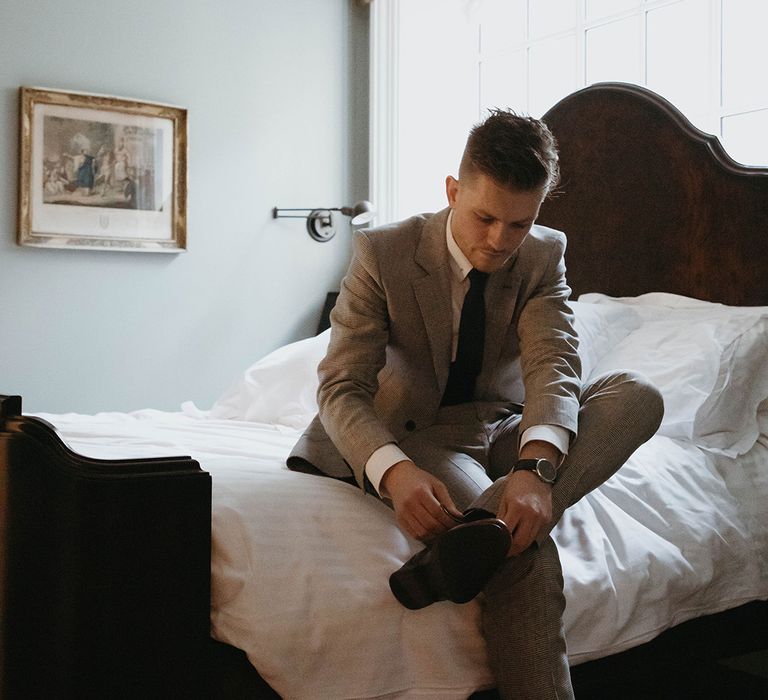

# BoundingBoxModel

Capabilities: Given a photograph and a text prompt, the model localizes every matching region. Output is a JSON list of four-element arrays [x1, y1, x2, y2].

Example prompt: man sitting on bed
[[287, 109, 664, 699]]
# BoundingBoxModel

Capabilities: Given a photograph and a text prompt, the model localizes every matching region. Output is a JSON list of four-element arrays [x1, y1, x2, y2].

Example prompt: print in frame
[[18, 86, 187, 252]]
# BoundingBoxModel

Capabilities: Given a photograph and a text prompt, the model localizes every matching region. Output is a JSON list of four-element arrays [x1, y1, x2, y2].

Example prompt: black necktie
[[442, 269, 488, 406]]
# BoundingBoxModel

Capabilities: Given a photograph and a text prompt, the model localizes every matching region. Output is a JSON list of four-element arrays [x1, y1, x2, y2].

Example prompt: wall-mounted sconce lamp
[[272, 200, 376, 242]]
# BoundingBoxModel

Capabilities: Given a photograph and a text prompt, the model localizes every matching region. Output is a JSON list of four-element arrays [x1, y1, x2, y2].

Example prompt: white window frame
[[369, 0, 768, 225], [369, 0, 401, 226]]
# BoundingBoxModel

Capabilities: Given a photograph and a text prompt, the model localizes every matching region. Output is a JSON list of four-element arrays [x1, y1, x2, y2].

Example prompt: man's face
[[446, 173, 546, 273]]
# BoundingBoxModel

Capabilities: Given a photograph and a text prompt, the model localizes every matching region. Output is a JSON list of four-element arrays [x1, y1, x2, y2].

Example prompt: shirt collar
[[446, 210, 473, 281]]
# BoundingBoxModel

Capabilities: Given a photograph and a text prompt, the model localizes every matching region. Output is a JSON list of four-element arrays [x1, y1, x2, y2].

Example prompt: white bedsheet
[[37, 406, 768, 700]]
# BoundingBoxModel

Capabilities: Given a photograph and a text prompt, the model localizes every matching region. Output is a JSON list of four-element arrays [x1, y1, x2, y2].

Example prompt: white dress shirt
[[365, 211, 569, 495]]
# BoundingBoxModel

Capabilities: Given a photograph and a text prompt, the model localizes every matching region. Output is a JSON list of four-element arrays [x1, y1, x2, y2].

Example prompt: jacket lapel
[[413, 209, 453, 388]]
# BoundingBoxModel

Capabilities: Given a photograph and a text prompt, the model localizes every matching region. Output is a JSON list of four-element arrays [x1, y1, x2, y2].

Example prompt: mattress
[[37, 404, 768, 700]]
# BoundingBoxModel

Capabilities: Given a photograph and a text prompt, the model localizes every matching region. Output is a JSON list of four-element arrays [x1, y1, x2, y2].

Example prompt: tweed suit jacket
[[287, 207, 582, 489]]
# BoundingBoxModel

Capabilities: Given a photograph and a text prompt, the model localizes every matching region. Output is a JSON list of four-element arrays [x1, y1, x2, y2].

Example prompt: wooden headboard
[[538, 82, 768, 307]]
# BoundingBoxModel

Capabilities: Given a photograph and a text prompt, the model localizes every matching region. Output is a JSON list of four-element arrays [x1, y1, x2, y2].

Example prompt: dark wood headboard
[[538, 82, 768, 306]]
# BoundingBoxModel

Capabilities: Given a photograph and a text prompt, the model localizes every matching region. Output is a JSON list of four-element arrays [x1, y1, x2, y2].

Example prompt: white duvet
[[36, 292, 768, 699]]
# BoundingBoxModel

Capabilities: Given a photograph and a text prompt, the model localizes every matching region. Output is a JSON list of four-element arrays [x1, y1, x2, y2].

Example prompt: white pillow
[[209, 291, 768, 455], [210, 304, 640, 428], [570, 300, 642, 380], [580, 293, 768, 456], [210, 330, 330, 428]]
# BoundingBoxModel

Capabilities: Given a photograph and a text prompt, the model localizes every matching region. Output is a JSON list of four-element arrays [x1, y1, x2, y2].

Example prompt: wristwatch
[[512, 458, 557, 484]]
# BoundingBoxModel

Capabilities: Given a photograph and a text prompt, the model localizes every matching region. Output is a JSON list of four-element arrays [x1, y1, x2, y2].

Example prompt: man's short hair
[[459, 109, 559, 193]]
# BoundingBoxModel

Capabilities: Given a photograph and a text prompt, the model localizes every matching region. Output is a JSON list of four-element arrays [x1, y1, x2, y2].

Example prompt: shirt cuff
[[365, 443, 410, 497], [520, 425, 570, 461]]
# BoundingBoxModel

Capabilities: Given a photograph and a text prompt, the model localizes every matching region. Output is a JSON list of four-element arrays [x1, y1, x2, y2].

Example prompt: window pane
[[586, 14, 644, 85], [529, 0, 577, 39], [722, 0, 768, 107], [586, 0, 641, 22], [480, 0, 526, 55], [647, 0, 711, 125], [721, 110, 768, 166], [396, 0, 478, 219], [481, 50, 528, 113], [529, 34, 578, 116]]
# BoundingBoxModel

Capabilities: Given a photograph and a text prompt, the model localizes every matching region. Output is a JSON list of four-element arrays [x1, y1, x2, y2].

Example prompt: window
[[371, 0, 768, 223]]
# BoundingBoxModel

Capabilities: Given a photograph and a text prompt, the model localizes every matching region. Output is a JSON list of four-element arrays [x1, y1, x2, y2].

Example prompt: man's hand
[[381, 460, 463, 542], [497, 470, 553, 555]]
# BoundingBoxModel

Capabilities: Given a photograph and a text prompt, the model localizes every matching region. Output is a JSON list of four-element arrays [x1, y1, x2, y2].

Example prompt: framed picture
[[18, 86, 187, 252]]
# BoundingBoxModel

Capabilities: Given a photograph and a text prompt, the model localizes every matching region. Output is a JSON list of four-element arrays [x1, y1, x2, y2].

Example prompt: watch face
[[536, 459, 557, 483]]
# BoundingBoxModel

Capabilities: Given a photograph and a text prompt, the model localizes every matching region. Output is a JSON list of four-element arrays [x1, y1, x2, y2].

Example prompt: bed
[[2, 82, 767, 699]]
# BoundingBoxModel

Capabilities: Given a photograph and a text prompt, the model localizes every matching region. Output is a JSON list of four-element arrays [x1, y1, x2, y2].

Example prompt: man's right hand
[[381, 460, 463, 542]]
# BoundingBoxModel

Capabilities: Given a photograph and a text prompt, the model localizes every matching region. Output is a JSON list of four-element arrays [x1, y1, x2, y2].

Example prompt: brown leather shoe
[[389, 518, 511, 610]]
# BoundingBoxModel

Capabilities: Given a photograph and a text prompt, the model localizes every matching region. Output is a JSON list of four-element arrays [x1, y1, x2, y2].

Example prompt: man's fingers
[[499, 505, 532, 553], [399, 491, 452, 541], [499, 503, 547, 554], [388, 465, 465, 540], [433, 481, 463, 519], [430, 504, 459, 532], [508, 522, 536, 555], [421, 496, 456, 536], [497, 502, 519, 533], [399, 507, 433, 542], [497, 472, 553, 554]]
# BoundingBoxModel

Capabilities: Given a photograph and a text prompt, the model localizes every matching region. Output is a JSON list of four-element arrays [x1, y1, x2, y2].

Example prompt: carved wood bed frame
[[2, 83, 767, 698]]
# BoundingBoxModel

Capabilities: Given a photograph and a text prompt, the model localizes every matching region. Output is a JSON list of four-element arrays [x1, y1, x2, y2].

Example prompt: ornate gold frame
[[18, 86, 187, 252]]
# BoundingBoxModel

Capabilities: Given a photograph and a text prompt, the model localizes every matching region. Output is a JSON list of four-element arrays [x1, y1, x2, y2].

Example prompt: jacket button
[[405, 420, 416, 431]]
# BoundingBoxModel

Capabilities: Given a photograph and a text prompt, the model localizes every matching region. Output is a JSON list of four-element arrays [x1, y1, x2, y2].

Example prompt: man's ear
[[445, 175, 459, 207]]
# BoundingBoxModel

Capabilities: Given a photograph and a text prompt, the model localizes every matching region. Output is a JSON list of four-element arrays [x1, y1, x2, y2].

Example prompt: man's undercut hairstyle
[[459, 108, 560, 193]]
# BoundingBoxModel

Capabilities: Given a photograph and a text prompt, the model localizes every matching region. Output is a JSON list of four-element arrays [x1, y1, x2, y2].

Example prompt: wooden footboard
[[0, 395, 211, 699]]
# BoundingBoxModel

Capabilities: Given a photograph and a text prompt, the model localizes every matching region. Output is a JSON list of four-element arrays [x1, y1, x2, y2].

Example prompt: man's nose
[[486, 222, 506, 250]]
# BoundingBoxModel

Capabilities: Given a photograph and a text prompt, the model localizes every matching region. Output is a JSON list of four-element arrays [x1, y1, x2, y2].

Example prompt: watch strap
[[513, 458, 557, 484]]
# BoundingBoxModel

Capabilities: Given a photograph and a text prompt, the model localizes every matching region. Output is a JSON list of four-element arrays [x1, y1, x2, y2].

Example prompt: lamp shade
[[342, 200, 376, 225]]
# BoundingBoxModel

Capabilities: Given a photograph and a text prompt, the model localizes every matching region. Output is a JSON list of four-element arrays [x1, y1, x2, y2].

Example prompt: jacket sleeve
[[516, 232, 582, 439], [316, 230, 398, 483]]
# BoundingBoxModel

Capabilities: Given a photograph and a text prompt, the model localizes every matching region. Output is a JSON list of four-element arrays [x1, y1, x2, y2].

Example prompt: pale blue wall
[[0, 0, 369, 413]]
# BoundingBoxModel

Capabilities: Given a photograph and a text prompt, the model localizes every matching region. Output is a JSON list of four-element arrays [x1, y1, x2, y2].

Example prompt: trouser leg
[[482, 536, 570, 700], [398, 402, 496, 510], [547, 370, 664, 532], [473, 370, 664, 699], [471, 370, 664, 537], [396, 372, 663, 699]]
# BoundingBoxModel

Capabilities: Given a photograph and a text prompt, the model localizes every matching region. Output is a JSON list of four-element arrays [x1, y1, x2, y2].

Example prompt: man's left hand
[[497, 470, 553, 555]]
